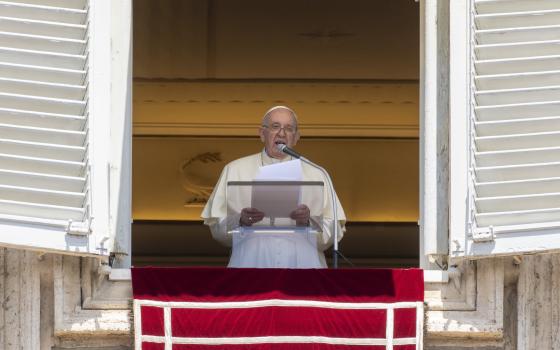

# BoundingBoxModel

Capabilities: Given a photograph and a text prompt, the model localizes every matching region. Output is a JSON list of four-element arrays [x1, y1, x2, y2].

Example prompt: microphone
[[276, 144, 302, 159]]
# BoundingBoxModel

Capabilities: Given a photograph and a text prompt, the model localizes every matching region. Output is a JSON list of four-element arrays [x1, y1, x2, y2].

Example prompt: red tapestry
[[132, 267, 424, 349]]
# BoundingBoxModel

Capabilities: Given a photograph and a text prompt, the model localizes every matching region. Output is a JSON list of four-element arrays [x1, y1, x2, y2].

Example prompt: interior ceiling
[[133, 0, 419, 80]]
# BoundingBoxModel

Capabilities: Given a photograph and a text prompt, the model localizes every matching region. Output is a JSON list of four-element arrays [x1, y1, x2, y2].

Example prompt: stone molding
[[426, 259, 504, 340], [133, 121, 419, 138], [53, 256, 131, 340], [133, 81, 419, 138], [425, 261, 476, 311]]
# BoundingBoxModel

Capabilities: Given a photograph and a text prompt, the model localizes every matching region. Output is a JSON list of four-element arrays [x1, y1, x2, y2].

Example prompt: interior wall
[[133, 136, 418, 222]]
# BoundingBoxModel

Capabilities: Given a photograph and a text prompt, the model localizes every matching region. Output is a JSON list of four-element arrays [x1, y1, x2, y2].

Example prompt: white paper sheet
[[254, 159, 303, 181], [251, 159, 303, 218]]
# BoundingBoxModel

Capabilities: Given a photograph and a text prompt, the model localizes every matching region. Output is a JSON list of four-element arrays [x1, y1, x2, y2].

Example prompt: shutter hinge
[[66, 218, 92, 236], [452, 240, 464, 255], [472, 225, 495, 242], [96, 236, 110, 255]]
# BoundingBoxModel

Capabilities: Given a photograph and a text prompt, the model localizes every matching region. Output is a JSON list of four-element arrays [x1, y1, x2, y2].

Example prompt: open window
[[132, 0, 421, 268]]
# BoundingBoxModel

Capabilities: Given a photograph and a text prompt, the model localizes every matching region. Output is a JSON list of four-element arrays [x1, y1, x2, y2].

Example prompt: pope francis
[[201, 106, 346, 268]]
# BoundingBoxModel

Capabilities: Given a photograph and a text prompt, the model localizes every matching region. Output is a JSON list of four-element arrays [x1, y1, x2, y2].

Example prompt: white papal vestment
[[201, 150, 346, 268]]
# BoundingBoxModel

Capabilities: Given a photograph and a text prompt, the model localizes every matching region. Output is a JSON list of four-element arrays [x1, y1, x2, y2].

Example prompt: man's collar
[[261, 148, 292, 165]]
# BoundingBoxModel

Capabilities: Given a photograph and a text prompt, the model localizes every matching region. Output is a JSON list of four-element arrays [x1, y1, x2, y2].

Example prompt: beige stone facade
[[2, 250, 560, 349], [1, 0, 559, 349]]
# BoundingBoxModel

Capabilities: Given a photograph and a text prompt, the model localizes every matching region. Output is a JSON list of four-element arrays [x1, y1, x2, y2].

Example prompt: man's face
[[259, 109, 300, 159]]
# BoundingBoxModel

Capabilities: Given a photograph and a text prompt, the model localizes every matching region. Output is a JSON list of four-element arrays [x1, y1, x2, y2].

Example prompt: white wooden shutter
[[450, 0, 560, 259], [0, 0, 116, 255]]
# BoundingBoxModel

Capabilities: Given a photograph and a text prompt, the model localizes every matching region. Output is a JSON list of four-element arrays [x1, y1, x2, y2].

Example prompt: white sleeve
[[205, 213, 242, 248], [316, 217, 345, 252], [206, 217, 231, 247]]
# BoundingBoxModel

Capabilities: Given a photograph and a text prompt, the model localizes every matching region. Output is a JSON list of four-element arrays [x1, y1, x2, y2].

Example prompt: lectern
[[226, 181, 325, 268]]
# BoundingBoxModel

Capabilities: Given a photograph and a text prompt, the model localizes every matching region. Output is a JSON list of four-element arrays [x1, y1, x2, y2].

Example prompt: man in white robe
[[201, 106, 346, 268]]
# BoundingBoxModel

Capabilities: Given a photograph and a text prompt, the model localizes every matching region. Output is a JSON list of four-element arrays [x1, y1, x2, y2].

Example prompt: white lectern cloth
[[201, 150, 346, 268], [230, 230, 322, 268]]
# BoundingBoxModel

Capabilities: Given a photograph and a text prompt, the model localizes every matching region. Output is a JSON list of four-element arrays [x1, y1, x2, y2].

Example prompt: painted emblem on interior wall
[[180, 152, 222, 207]]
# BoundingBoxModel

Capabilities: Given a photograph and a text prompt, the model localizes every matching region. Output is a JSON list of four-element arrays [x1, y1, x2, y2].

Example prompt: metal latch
[[472, 225, 495, 242], [66, 218, 91, 236]]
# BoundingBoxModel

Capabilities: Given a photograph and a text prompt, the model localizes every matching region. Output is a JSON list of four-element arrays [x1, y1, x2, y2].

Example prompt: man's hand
[[290, 204, 310, 226], [239, 207, 265, 226]]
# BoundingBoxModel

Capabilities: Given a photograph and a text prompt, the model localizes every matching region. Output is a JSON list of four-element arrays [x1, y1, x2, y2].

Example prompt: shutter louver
[[0, 0, 89, 224], [472, 0, 560, 232]]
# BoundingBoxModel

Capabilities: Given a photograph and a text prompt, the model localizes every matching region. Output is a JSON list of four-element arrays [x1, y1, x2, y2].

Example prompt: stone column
[[0, 248, 41, 349]]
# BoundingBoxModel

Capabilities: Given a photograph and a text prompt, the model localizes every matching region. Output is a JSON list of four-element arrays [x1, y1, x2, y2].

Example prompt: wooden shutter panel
[[473, 0, 560, 230], [0, 1, 91, 231], [451, 0, 560, 258]]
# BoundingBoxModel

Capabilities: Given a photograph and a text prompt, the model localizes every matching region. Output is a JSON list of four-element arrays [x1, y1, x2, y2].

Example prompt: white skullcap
[[261, 105, 299, 126]]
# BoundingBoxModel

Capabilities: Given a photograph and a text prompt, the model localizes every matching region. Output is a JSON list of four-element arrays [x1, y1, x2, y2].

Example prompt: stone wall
[[1, 247, 560, 349], [0, 248, 41, 349], [0, 248, 131, 350], [517, 254, 560, 350], [426, 254, 560, 350]]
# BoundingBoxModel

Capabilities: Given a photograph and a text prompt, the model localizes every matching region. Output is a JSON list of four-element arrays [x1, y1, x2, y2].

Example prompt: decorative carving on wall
[[180, 152, 222, 207]]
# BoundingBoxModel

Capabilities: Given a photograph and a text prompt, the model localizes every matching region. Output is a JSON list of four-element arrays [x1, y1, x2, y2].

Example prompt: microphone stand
[[297, 156, 340, 269]]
